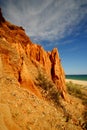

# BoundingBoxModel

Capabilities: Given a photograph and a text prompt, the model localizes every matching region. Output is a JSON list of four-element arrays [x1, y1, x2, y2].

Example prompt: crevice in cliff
[[50, 51, 59, 83], [51, 64, 59, 81], [18, 71, 22, 83], [18, 57, 23, 84]]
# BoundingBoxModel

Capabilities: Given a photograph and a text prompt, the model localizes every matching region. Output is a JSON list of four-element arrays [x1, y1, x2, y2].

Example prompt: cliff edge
[[0, 8, 67, 99]]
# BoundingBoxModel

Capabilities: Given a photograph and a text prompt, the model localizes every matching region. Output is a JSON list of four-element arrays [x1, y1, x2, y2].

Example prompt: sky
[[0, 0, 87, 74]]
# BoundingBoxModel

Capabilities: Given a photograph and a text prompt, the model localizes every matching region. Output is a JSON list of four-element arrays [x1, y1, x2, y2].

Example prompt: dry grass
[[66, 81, 83, 97], [66, 81, 87, 130], [36, 70, 61, 106], [0, 75, 86, 130]]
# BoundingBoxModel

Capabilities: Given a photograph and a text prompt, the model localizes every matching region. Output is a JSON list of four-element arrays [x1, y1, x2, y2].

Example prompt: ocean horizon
[[66, 74, 87, 81]]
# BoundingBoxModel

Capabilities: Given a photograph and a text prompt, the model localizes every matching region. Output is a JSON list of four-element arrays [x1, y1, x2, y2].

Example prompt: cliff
[[0, 8, 67, 99], [0, 9, 86, 130]]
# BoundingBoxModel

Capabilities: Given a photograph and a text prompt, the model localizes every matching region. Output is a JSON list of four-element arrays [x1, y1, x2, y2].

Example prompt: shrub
[[66, 81, 82, 97], [36, 70, 60, 106]]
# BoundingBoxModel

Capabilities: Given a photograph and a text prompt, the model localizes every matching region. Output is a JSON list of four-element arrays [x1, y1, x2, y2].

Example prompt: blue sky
[[0, 0, 87, 74]]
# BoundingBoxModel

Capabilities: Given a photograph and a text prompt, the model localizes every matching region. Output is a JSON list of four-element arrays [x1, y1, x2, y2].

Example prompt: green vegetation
[[36, 70, 73, 123], [66, 81, 87, 129], [36, 72, 87, 127], [36, 70, 60, 106], [66, 81, 82, 98]]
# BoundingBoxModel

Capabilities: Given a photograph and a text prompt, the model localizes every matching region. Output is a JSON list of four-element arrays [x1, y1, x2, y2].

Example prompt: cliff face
[[0, 9, 86, 130], [26, 44, 66, 99], [0, 9, 67, 99]]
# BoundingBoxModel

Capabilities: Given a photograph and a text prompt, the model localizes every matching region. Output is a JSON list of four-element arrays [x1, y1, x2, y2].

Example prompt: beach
[[66, 79, 87, 87]]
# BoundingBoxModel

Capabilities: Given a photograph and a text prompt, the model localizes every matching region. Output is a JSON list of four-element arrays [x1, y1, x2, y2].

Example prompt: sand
[[66, 79, 87, 87]]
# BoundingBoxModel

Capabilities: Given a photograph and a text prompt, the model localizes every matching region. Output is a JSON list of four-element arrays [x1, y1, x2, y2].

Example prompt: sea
[[66, 75, 87, 81]]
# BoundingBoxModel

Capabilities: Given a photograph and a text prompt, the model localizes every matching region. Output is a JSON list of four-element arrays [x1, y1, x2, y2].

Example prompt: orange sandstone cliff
[[0, 8, 67, 99], [1, 9, 85, 130]]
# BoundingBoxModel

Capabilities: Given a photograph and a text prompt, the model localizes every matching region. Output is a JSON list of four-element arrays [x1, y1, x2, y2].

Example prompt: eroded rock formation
[[0, 9, 67, 99], [0, 9, 86, 130]]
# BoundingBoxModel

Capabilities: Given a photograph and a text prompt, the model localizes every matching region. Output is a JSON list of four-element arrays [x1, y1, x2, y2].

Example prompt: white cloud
[[1, 0, 87, 42]]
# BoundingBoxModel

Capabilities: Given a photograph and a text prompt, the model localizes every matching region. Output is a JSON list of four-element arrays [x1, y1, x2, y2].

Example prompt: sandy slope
[[0, 77, 85, 130]]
